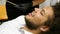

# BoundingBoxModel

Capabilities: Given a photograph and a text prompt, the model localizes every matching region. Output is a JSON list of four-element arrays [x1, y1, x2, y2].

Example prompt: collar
[[20, 28, 33, 34], [19, 15, 33, 34], [15, 15, 26, 28]]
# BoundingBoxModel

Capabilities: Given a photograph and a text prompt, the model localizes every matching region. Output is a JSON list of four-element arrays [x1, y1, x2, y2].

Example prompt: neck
[[22, 26, 41, 34]]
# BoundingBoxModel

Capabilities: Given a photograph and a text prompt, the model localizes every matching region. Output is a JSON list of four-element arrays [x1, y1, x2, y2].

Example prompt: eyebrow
[[42, 8, 45, 13], [41, 8, 45, 15]]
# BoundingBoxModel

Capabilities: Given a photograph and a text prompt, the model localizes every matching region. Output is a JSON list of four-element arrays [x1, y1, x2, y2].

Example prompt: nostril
[[35, 8, 38, 10], [34, 8, 39, 11]]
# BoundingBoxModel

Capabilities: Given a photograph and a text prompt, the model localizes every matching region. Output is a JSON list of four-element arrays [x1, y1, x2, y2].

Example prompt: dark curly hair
[[41, 2, 60, 34]]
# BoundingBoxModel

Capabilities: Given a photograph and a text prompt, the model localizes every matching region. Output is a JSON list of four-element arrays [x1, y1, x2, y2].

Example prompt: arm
[[32, 0, 45, 6]]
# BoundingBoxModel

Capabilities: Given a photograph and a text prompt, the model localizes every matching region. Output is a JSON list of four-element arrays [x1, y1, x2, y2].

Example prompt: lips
[[28, 12, 34, 16], [28, 13, 32, 16]]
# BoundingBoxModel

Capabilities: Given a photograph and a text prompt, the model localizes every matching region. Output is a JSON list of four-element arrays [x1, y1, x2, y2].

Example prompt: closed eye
[[40, 9, 45, 16]]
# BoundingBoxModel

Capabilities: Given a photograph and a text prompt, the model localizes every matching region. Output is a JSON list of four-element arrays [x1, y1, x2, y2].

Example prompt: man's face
[[25, 6, 54, 28]]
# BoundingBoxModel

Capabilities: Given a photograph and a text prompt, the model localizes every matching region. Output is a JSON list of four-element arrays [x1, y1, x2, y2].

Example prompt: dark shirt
[[8, 0, 33, 4], [6, 0, 33, 20]]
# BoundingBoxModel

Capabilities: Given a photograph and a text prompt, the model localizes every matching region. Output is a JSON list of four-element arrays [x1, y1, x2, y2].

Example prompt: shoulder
[[0, 15, 25, 28]]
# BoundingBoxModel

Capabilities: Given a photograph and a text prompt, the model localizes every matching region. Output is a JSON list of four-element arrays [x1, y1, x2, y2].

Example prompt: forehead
[[43, 6, 54, 19]]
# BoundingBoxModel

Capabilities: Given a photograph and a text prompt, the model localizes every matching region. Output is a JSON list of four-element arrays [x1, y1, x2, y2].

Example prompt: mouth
[[28, 12, 34, 16]]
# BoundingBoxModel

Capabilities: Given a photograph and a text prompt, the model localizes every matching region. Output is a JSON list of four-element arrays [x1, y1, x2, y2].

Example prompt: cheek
[[34, 14, 44, 20], [33, 14, 44, 22], [32, 17, 41, 24], [32, 18, 45, 26], [36, 12, 44, 18], [33, 16, 48, 24]]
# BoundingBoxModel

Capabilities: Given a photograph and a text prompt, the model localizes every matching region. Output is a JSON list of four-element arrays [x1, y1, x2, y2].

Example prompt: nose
[[34, 8, 42, 13]]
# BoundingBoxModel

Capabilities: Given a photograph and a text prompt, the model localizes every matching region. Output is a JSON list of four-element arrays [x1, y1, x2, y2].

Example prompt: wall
[[39, 0, 60, 8]]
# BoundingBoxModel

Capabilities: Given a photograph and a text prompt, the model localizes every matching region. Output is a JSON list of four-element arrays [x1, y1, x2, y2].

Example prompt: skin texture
[[25, 6, 54, 27]]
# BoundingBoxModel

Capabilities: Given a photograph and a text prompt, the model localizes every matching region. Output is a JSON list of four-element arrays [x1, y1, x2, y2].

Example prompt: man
[[0, 2, 60, 34]]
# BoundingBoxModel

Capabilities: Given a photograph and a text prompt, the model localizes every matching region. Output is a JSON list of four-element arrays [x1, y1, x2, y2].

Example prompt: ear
[[40, 26, 49, 32]]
